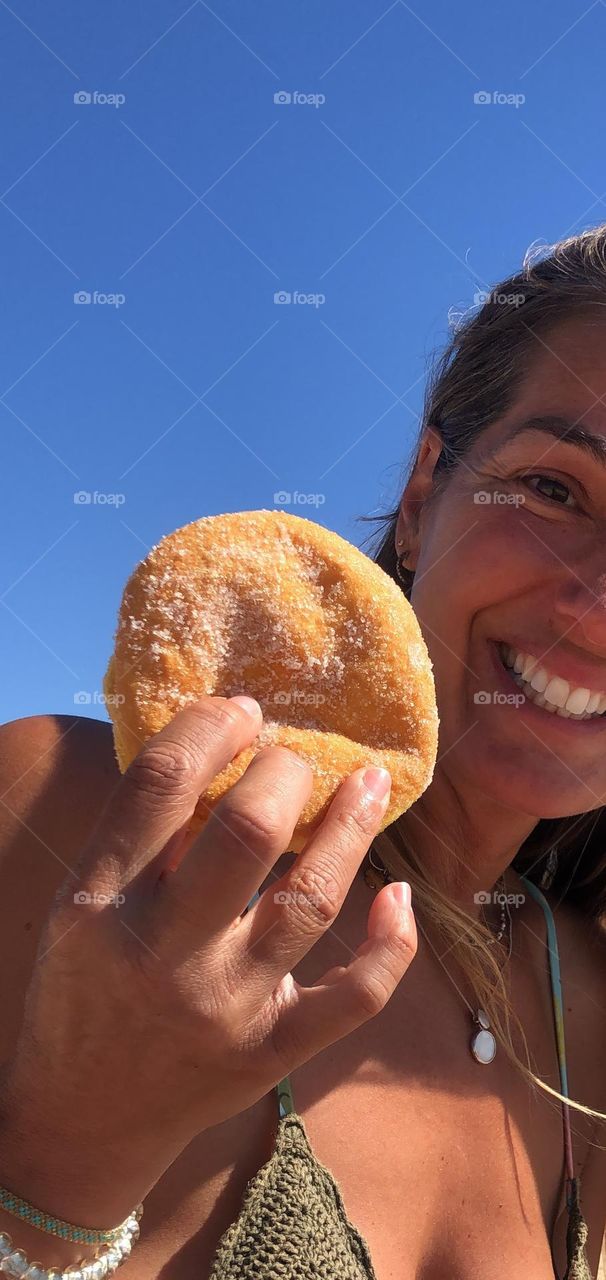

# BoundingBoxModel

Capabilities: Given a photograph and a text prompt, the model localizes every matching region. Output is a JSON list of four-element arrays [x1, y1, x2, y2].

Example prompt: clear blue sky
[[2, 0, 604, 724]]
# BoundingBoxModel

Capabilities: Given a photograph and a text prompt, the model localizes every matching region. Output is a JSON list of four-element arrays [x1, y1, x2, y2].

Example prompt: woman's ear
[[395, 426, 445, 569]]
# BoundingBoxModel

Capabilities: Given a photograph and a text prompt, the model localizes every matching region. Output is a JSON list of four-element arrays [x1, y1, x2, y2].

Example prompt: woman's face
[[401, 314, 606, 820]]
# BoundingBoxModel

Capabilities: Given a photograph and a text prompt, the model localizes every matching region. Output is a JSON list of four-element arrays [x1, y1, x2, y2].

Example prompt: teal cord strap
[[519, 873, 576, 1187], [0, 1184, 132, 1245], [519, 875, 570, 1096]]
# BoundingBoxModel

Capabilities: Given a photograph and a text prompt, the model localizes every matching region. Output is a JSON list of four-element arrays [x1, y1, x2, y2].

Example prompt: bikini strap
[[518, 874, 575, 1189], [243, 890, 297, 1121], [276, 1074, 296, 1117]]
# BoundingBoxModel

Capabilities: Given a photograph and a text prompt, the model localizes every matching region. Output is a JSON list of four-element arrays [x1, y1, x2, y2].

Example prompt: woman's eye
[[522, 474, 576, 507]]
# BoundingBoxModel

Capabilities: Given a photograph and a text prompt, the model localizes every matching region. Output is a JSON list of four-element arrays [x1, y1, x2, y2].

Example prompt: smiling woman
[[356, 225, 606, 1275], [361, 228, 606, 917], [3, 227, 606, 1280]]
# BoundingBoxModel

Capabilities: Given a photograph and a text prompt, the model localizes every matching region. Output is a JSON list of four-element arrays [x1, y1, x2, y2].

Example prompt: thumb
[[265, 880, 416, 1076], [367, 879, 415, 941]]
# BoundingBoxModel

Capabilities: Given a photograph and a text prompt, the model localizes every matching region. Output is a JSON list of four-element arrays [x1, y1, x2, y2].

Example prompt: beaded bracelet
[[0, 1203, 142, 1278], [0, 1185, 137, 1248]]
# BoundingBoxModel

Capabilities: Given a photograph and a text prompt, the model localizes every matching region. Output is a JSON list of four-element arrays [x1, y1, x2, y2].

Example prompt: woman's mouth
[[492, 641, 606, 722]]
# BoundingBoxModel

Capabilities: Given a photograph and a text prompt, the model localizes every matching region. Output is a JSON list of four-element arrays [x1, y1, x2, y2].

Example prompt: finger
[[77, 695, 263, 885], [268, 881, 416, 1070], [156, 816, 195, 875], [315, 882, 416, 990], [153, 745, 314, 945], [236, 765, 392, 988]]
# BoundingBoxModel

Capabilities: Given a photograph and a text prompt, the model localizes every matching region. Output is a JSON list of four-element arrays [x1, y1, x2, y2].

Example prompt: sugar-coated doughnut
[[103, 509, 439, 854]]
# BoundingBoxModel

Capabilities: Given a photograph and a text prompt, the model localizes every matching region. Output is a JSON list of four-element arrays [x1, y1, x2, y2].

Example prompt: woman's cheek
[[411, 507, 559, 662], [447, 505, 559, 598]]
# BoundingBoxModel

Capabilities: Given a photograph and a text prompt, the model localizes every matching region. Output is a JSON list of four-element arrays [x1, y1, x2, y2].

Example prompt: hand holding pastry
[[0, 694, 416, 1235], [104, 508, 439, 853]]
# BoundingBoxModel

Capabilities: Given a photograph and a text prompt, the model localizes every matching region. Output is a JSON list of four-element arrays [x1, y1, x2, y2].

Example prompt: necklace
[[364, 850, 513, 1065]]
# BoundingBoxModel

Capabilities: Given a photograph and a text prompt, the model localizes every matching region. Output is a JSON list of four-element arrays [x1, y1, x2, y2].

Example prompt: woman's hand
[[0, 694, 416, 1226]]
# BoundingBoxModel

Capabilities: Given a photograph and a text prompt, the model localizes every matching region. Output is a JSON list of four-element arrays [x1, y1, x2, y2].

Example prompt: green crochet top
[[208, 877, 592, 1280], [209, 1081, 376, 1280]]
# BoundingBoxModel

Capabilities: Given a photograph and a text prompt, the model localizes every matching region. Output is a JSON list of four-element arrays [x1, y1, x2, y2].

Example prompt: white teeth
[[543, 676, 570, 708], [521, 654, 538, 681], [530, 667, 549, 694], [565, 687, 591, 715], [498, 643, 606, 720]]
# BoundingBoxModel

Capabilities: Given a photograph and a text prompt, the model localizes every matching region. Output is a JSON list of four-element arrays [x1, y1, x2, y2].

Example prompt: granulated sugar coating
[[103, 509, 439, 853]]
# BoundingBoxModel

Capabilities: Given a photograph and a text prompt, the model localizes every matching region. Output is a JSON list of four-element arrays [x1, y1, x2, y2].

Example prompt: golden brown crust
[[103, 509, 439, 852]]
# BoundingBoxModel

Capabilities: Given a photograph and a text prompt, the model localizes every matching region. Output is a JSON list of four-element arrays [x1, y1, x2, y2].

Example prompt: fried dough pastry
[[103, 509, 438, 854]]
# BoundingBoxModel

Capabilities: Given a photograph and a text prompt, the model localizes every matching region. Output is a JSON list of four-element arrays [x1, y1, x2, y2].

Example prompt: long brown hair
[[358, 224, 606, 1118]]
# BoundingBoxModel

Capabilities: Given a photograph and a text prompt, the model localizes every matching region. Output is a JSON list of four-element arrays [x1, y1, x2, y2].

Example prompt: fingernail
[[391, 881, 411, 911], [361, 766, 391, 801], [229, 695, 262, 720]]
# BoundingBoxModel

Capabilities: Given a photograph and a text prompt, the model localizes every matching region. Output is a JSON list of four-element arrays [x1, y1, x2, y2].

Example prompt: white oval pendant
[[471, 1027, 496, 1064]]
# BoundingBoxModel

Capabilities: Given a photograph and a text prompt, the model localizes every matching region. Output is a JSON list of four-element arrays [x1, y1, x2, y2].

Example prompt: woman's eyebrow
[[483, 415, 606, 470]]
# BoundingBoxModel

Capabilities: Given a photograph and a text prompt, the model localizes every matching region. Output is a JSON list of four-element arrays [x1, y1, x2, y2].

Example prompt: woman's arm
[[0, 699, 416, 1272]]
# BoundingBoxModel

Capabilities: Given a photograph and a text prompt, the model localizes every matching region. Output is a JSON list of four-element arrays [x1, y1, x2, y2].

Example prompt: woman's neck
[[394, 769, 539, 916]]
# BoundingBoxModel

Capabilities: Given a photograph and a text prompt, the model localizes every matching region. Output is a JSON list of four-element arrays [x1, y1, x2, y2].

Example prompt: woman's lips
[[484, 640, 606, 734]]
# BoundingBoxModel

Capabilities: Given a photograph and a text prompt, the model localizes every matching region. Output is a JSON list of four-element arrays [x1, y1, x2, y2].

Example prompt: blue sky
[[2, 0, 605, 724]]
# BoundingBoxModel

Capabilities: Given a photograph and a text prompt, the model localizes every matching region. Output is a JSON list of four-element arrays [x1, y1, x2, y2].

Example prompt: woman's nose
[[554, 564, 606, 650]]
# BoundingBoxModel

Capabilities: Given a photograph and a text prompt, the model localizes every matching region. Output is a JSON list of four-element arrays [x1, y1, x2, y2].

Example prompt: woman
[[0, 224, 605, 1280]]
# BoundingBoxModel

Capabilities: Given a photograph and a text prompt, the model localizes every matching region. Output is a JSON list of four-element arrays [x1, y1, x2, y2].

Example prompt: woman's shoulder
[[543, 889, 606, 1107], [0, 712, 121, 863], [0, 710, 117, 777]]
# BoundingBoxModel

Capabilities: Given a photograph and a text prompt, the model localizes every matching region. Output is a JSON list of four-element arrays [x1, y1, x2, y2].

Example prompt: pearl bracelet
[[0, 1203, 142, 1278]]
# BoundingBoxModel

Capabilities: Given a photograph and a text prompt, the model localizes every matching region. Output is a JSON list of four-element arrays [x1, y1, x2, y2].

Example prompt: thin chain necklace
[[364, 850, 513, 1064]]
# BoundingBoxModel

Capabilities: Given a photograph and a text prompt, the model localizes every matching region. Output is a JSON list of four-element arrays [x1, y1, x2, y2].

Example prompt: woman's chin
[[447, 730, 603, 821]]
